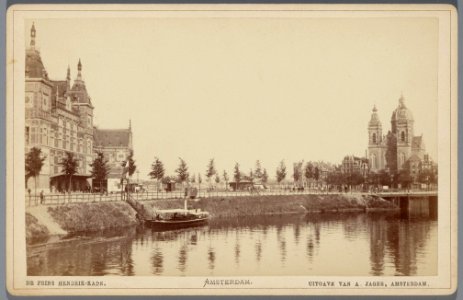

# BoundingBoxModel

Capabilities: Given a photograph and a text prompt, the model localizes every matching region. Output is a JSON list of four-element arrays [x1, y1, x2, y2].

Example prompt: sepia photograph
[[6, 4, 457, 296]]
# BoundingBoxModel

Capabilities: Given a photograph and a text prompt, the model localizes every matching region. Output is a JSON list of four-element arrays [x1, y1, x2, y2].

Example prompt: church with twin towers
[[367, 95, 434, 176]]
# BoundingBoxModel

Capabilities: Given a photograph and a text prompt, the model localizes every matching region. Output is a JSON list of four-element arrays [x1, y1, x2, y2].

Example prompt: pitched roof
[[69, 83, 92, 106], [94, 128, 131, 148], [25, 49, 48, 79], [51, 80, 68, 98]]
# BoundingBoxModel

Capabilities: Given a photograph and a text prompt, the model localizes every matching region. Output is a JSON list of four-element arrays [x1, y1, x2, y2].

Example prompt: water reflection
[[27, 212, 437, 276], [255, 241, 262, 262], [151, 248, 164, 275], [207, 247, 215, 270], [234, 242, 240, 265], [178, 245, 188, 274]]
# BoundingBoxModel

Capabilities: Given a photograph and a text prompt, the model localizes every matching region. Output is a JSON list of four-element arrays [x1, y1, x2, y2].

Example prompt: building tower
[[66, 65, 71, 89], [391, 94, 414, 170], [25, 23, 54, 190], [368, 105, 385, 171], [68, 59, 94, 175], [30, 22, 36, 49]]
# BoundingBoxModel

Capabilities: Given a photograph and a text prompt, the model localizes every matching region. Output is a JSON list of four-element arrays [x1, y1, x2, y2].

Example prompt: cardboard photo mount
[[5, 4, 458, 296]]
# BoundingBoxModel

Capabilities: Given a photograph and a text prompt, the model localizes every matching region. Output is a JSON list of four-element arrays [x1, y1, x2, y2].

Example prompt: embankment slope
[[26, 194, 396, 243], [146, 194, 396, 218], [26, 202, 137, 243]]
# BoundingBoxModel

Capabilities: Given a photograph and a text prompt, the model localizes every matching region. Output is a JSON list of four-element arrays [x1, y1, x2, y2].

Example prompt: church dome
[[368, 105, 381, 126], [391, 94, 413, 122]]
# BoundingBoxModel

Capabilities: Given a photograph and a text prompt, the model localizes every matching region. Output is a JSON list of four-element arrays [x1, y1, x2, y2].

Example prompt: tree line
[[26, 145, 437, 195], [148, 157, 271, 191], [25, 147, 137, 194]]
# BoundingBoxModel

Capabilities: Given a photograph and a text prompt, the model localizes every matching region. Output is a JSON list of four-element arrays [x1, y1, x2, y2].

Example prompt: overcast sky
[[26, 17, 438, 180]]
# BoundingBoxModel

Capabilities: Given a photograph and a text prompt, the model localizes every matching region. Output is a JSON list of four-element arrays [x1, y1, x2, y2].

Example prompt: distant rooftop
[[94, 128, 132, 148]]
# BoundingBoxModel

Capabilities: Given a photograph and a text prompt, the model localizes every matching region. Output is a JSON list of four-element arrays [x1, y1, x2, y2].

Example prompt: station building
[[25, 23, 132, 192]]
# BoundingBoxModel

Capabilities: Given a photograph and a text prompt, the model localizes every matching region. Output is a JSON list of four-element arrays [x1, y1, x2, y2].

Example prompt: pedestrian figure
[[39, 190, 44, 204]]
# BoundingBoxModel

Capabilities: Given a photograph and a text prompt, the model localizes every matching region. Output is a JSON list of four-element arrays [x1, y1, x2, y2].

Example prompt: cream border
[[5, 4, 458, 296]]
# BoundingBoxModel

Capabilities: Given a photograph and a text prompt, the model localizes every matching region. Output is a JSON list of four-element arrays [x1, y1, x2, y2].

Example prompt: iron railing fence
[[25, 188, 438, 207]]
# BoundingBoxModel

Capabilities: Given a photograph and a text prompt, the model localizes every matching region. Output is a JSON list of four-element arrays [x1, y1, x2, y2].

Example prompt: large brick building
[[25, 23, 132, 192]]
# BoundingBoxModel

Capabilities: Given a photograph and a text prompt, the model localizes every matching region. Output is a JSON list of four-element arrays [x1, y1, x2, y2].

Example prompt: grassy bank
[[26, 194, 396, 243], [145, 194, 397, 218], [26, 213, 50, 244], [47, 202, 138, 233]]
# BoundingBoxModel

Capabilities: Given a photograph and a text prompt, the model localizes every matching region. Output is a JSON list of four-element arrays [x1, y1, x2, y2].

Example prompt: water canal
[[27, 211, 437, 276]]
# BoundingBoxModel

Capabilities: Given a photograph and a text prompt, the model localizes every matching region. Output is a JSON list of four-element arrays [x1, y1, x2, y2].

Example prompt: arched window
[[372, 133, 377, 143], [401, 131, 405, 142]]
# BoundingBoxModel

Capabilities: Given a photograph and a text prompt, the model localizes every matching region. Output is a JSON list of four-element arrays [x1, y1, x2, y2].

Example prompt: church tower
[[391, 94, 414, 170], [368, 105, 385, 171]]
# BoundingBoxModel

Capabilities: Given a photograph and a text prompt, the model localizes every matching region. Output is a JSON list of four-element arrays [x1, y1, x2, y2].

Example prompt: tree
[[223, 170, 229, 190], [314, 167, 320, 182], [126, 150, 137, 177], [149, 157, 165, 192], [90, 151, 110, 192], [205, 159, 217, 189], [293, 161, 303, 183], [215, 174, 220, 185], [176, 157, 189, 184], [161, 175, 174, 185], [347, 172, 364, 187], [25, 147, 46, 196], [254, 160, 263, 179], [276, 160, 287, 184], [326, 171, 347, 187], [198, 173, 202, 190], [120, 150, 136, 195], [191, 173, 196, 183], [326, 172, 342, 188], [417, 168, 434, 183], [398, 162, 413, 190], [59, 151, 79, 192], [304, 162, 314, 181], [385, 132, 398, 174], [378, 170, 392, 187], [249, 169, 254, 182], [262, 168, 269, 184], [233, 163, 241, 190], [366, 172, 379, 188]]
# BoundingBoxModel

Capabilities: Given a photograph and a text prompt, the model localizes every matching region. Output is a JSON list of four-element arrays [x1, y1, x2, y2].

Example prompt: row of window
[[26, 90, 93, 129], [25, 125, 92, 154], [25, 88, 50, 111]]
